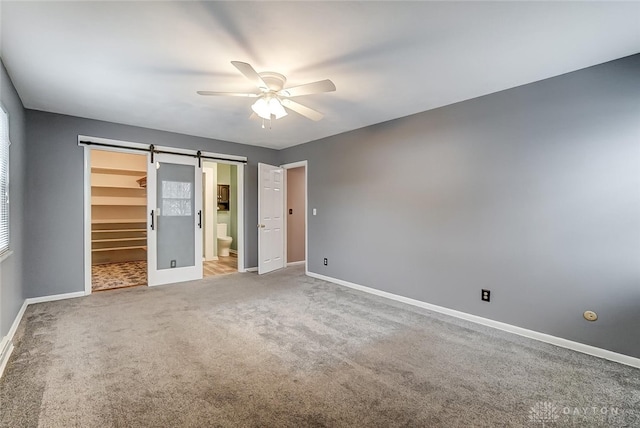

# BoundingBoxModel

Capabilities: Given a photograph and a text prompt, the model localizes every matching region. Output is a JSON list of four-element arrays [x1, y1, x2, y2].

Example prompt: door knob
[[257, 224, 265, 228]]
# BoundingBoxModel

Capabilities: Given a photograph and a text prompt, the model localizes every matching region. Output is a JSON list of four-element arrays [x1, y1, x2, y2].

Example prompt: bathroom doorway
[[202, 161, 239, 277], [282, 161, 307, 270]]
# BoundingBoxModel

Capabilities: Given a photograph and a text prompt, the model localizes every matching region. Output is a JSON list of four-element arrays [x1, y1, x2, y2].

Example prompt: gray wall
[[25, 110, 278, 298], [0, 60, 26, 338], [280, 54, 640, 358]]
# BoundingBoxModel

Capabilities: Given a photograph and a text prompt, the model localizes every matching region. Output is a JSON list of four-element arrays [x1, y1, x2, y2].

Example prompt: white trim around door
[[82, 143, 150, 295]]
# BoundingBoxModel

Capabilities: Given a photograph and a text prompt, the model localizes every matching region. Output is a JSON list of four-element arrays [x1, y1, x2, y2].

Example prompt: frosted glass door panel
[[156, 162, 195, 270]]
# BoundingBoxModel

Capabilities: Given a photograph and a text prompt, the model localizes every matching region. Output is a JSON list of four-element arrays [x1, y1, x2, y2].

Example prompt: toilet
[[217, 223, 233, 257]]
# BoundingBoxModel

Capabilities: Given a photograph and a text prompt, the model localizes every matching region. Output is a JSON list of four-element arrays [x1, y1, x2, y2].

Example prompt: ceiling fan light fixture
[[251, 97, 271, 120], [252, 96, 287, 121], [269, 97, 288, 119]]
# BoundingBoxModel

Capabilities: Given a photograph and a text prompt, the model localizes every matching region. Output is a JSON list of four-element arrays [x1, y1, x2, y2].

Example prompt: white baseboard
[[0, 340, 14, 378], [25, 291, 85, 305], [0, 299, 26, 378], [287, 260, 305, 267], [307, 271, 640, 369], [0, 291, 86, 378], [230, 249, 238, 255], [245, 267, 258, 272]]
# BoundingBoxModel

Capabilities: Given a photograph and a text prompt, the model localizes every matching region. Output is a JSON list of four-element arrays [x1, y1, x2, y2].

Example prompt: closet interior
[[91, 150, 148, 291]]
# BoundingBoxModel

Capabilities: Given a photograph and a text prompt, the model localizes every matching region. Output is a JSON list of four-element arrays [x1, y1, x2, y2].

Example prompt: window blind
[[0, 106, 10, 255]]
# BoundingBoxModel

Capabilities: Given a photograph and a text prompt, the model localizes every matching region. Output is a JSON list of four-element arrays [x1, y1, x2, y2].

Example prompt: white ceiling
[[1, 1, 639, 150]]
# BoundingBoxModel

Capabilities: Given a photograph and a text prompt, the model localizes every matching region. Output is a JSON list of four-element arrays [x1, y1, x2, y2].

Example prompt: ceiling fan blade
[[231, 61, 268, 91], [281, 99, 324, 121], [279, 79, 336, 97], [197, 91, 258, 97]]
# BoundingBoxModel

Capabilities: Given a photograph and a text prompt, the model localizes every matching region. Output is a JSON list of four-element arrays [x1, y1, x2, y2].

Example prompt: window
[[0, 106, 9, 255], [161, 180, 192, 216]]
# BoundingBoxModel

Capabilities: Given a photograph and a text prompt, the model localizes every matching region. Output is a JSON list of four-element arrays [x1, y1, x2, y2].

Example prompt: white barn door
[[147, 153, 203, 286]]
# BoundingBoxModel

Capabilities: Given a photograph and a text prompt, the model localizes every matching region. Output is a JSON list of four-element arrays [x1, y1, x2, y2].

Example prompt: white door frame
[[281, 160, 308, 275], [202, 165, 218, 261], [81, 136, 247, 295], [202, 161, 244, 268], [82, 143, 149, 295]]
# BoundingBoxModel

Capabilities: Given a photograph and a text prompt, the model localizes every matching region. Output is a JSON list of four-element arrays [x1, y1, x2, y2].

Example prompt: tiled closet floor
[[92, 261, 147, 292], [92, 255, 237, 291]]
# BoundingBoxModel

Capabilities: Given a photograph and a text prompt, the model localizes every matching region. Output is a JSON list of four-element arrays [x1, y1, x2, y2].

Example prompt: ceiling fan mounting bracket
[[258, 71, 287, 92]]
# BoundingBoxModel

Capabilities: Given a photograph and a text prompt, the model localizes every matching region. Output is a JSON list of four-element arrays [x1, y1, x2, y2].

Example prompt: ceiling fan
[[197, 61, 336, 126]]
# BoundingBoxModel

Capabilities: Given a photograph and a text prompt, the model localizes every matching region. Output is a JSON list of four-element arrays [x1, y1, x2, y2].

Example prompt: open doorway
[[90, 149, 148, 291], [283, 161, 307, 269], [202, 161, 238, 277]]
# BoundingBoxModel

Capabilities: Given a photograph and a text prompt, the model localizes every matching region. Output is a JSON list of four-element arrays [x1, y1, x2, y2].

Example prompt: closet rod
[[80, 140, 248, 164]]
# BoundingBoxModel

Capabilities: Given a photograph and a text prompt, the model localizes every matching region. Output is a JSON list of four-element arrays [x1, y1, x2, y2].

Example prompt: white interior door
[[147, 153, 203, 286], [258, 162, 284, 274]]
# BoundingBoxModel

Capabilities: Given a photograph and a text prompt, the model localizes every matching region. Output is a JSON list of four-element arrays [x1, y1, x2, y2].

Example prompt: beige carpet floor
[[1, 266, 638, 427]]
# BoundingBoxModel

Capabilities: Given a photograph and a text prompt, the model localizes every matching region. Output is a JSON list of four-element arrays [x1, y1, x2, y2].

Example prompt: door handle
[[198, 210, 202, 229], [150, 209, 155, 230], [257, 224, 265, 228]]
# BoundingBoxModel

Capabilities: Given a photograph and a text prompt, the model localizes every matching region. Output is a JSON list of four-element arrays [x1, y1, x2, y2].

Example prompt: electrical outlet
[[323, 258, 328, 266], [171, 260, 176, 268], [481, 289, 490, 302]]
